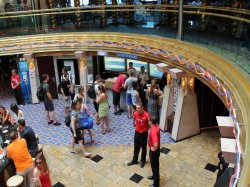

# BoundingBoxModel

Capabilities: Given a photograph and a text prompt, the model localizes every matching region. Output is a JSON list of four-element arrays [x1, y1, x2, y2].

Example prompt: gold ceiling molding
[[0, 32, 249, 186]]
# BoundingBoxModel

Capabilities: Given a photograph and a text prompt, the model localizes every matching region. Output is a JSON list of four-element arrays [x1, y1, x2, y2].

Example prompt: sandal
[[102, 131, 106, 135], [84, 153, 92, 158], [127, 116, 132, 119], [70, 150, 79, 154], [91, 140, 95, 144], [105, 129, 110, 133]]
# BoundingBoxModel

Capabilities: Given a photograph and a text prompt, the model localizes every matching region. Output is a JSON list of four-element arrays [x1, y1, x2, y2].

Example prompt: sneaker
[[48, 120, 53, 125], [127, 161, 138, 166]]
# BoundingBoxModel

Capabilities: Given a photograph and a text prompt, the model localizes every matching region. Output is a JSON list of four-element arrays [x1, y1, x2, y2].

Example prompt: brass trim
[[0, 32, 249, 186], [0, 5, 249, 23]]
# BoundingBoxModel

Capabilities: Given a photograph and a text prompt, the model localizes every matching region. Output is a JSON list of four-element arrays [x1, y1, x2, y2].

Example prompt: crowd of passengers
[[0, 62, 168, 187]]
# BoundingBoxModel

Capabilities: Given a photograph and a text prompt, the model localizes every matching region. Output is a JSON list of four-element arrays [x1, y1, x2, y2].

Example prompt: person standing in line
[[96, 85, 110, 134], [33, 153, 52, 187], [42, 73, 61, 126], [147, 79, 162, 123], [11, 69, 24, 105], [124, 70, 138, 119], [74, 86, 85, 103], [112, 73, 128, 115], [127, 62, 137, 77], [137, 78, 147, 110], [18, 119, 38, 157], [60, 74, 71, 116], [93, 75, 102, 124], [147, 116, 161, 187], [131, 81, 141, 116], [61, 67, 75, 101], [159, 72, 168, 91], [6, 131, 35, 187], [138, 66, 148, 84], [127, 104, 149, 168]]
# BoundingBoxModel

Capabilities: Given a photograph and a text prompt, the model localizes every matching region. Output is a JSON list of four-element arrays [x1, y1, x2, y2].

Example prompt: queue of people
[[1, 63, 164, 187]]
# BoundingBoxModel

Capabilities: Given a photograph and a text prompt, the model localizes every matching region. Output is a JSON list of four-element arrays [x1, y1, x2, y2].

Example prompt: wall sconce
[[80, 57, 87, 69], [167, 72, 172, 87], [29, 58, 35, 70], [181, 77, 187, 93], [189, 77, 195, 94]]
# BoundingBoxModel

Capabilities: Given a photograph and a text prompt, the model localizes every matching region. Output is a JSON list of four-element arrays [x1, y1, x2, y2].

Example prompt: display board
[[150, 64, 163, 78], [18, 60, 31, 101], [127, 59, 148, 73], [104, 57, 125, 72]]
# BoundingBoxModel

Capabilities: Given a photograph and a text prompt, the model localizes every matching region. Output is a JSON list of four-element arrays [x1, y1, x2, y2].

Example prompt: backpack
[[58, 82, 63, 95], [87, 83, 96, 99], [64, 115, 71, 127], [36, 83, 45, 101]]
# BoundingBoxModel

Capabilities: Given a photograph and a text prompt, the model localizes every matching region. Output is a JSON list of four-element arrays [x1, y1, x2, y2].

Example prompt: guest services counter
[[104, 77, 163, 113]]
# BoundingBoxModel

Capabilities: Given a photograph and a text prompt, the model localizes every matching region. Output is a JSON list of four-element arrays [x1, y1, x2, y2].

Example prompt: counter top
[[105, 78, 163, 106]]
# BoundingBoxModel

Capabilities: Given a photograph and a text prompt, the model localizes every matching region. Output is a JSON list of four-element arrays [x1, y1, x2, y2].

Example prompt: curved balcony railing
[[0, 5, 249, 73]]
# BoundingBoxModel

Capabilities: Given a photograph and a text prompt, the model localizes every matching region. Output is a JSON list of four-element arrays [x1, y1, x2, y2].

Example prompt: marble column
[[23, 54, 39, 104]]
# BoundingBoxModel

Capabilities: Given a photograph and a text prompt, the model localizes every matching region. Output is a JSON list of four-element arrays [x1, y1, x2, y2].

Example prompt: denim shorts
[[126, 92, 132, 106]]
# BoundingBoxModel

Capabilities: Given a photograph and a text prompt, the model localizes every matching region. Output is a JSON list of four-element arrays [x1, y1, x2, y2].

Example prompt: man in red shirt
[[147, 116, 161, 187], [127, 104, 149, 168], [11, 69, 24, 105], [113, 73, 128, 115]]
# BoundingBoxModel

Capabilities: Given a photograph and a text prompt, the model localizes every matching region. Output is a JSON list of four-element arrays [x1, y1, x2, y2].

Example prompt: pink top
[[113, 74, 126, 93]]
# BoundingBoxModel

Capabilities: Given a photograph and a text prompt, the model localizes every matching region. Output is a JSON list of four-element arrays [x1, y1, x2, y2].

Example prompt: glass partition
[[0, 5, 249, 74]]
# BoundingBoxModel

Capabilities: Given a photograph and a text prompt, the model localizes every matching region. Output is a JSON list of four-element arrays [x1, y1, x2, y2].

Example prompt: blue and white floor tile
[[0, 89, 174, 146]]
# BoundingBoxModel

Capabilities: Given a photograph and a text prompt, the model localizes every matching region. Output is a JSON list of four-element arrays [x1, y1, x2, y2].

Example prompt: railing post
[[100, 0, 107, 27], [74, 0, 82, 28], [112, 0, 118, 25], [48, 0, 58, 29], [170, 0, 178, 29], [125, 0, 133, 25], [177, 0, 183, 41]]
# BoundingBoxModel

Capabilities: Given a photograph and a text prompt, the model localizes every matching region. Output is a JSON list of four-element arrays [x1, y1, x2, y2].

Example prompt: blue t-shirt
[[20, 126, 38, 151]]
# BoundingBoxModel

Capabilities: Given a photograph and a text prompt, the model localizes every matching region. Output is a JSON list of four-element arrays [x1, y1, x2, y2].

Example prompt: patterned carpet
[[0, 88, 174, 146]]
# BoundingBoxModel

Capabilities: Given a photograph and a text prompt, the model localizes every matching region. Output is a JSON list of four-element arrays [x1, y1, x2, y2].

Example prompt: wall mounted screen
[[150, 64, 163, 78], [104, 57, 125, 72], [127, 59, 148, 73]]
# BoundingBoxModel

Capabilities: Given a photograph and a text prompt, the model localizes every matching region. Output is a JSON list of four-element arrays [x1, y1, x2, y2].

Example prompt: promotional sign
[[18, 61, 31, 101], [116, 53, 139, 60]]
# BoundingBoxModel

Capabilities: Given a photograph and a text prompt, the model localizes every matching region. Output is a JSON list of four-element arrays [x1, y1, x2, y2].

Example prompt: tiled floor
[[44, 130, 220, 187], [0, 88, 174, 146], [0, 88, 222, 186]]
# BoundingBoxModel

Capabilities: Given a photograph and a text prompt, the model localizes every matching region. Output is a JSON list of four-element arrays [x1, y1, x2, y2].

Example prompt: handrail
[[0, 5, 249, 24]]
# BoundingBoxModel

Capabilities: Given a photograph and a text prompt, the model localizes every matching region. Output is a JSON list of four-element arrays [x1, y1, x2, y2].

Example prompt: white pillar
[[75, 51, 88, 103]]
